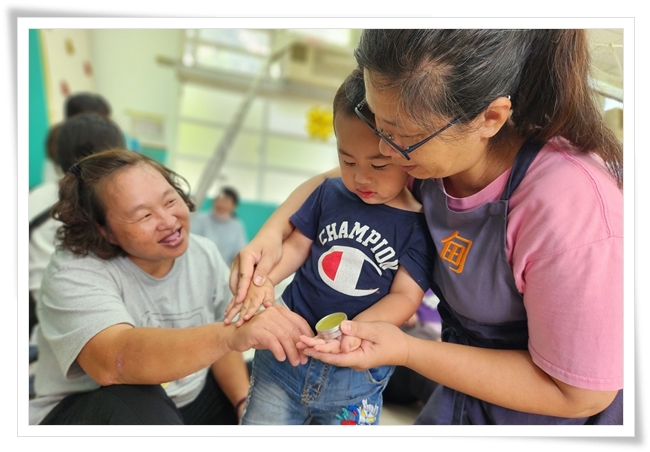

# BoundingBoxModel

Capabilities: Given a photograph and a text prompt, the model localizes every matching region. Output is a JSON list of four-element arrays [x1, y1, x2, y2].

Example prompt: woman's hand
[[299, 320, 410, 371], [228, 305, 313, 367]]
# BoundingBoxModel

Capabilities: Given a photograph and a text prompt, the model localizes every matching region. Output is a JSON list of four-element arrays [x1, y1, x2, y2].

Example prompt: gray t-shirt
[[29, 234, 231, 425], [190, 212, 247, 267]]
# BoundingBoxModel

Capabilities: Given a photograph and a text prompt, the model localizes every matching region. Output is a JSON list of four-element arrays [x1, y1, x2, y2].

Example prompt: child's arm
[[352, 266, 424, 326], [230, 167, 340, 303], [302, 266, 425, 353], [224, 227, 313, 326]]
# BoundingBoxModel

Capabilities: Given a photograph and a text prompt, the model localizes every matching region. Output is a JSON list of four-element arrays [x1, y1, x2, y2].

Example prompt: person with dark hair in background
[[29, 113, 126, 339], [231, 29, 623, 425], [55, 112, 124, 171], [29, 148, 313, 425], [191, 186, 248, 267], [64, 92, 111, 119], [41, 92, 113, 183]]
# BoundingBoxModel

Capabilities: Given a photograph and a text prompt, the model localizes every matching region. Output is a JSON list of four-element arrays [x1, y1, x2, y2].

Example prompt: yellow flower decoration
[[305, 107, 334, 141]]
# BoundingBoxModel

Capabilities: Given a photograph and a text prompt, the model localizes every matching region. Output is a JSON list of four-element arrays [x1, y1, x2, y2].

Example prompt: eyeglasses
[[354, 99, 461, 161]]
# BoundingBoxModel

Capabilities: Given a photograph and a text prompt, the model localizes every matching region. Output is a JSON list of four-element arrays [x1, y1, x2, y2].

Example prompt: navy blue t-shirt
[[282, 177, 435, 330]]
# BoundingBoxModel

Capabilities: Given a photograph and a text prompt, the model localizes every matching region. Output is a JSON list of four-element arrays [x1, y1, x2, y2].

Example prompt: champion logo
[[318, 245, 381, 297]]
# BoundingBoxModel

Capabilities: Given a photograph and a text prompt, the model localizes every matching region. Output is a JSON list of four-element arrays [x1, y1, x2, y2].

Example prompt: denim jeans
[[241, 348, 394, 425]]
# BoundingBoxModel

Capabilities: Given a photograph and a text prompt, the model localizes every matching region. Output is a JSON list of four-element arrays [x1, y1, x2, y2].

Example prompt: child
[[224, 68, 435, 425]]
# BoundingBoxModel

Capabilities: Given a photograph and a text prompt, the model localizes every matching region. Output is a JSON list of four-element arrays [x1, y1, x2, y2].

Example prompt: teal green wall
[[141, 145, 167, 165], [198, 198, 278, 241], [29, 29, 49, 189]]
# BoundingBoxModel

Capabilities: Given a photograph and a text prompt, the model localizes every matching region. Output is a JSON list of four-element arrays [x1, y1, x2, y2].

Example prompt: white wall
[[40, 29, 96, 125], [83, 29, 344, 209], [89, 29, 184, 152]]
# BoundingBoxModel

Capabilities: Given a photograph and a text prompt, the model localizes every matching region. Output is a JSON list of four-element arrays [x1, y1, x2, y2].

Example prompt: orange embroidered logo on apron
[[440, 231, 472, 274]]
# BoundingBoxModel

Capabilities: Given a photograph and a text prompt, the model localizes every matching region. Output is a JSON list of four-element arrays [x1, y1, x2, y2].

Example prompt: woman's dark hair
[[355, 29, 623, 187], [65, 92, 111, 118], [333, 66, 373, 122], [55, 112, 126, 172], [53, 148, 196, 259]]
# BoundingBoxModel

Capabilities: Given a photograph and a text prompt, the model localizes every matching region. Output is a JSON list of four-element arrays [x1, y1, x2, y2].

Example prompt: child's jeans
[[241, 348, 394, 425]]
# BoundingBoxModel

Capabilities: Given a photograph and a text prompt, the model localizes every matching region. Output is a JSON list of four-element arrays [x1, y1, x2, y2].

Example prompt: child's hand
[[224, 279, 275, 326]]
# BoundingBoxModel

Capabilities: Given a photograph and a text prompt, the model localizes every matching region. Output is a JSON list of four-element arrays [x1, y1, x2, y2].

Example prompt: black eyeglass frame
[[354, 99, 462, 161]]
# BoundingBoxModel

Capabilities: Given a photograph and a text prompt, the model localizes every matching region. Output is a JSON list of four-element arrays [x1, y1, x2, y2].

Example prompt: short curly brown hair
[[53, 148, 196, 260]]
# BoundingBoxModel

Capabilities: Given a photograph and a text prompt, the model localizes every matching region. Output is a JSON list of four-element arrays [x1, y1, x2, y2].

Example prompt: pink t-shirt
[[442, 137, 623, 391]]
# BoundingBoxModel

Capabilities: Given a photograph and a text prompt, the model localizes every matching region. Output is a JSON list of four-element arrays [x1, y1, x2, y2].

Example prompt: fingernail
[[340, 320, 351, 333], [254, 276, 264, 286]]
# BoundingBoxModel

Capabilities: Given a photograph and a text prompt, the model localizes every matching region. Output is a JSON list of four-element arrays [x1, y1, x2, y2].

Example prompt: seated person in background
[[64, 91, 111, 118], [224, 68, 435, 425], [29, 113, 126, 339], [30, 148, 313, 425], [191, 186, 247, 267], [41, 92, 112, 183]]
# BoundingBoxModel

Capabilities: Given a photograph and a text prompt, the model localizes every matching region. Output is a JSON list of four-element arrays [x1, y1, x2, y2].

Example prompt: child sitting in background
[[224, 68, 435, 425]]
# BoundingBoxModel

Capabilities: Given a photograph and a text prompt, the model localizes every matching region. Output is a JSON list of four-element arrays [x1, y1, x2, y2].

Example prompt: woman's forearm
[[79, 322, 235, 386], [80, 306, 313, 387], [405, 337, 617, 418]]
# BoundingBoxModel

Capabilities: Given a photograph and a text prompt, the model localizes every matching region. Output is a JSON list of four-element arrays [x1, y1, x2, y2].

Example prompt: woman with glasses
[[230, 29, 623, 425]]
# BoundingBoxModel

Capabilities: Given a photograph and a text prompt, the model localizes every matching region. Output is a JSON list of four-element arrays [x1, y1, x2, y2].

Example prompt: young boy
[[224, 68, 435, 425]]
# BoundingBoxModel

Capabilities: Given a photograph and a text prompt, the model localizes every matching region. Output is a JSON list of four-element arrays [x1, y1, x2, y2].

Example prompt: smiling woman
[[95, 164, 191, 277], [29, 148, 314, 425], [54, 150, 195, 268]]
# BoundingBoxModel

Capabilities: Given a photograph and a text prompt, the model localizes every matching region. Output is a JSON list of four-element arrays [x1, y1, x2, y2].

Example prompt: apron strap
[[500, 139, 546, 201]]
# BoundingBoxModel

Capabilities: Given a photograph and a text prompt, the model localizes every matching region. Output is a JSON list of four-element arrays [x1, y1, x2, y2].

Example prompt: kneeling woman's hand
[[298, 320, 410, 371]]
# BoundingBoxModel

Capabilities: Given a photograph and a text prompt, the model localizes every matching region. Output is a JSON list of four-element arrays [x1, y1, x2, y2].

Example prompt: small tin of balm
[[315, 312, 348, 340]]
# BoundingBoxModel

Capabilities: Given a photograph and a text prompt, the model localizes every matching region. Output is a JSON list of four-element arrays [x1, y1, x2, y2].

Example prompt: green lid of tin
[[316, 312, 347, 334]]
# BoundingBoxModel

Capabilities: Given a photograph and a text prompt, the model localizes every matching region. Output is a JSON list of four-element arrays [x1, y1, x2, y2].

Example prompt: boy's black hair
[[333, 67, 373, 122]]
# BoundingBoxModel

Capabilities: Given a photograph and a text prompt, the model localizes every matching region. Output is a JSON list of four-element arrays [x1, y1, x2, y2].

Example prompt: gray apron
[[413, 139, 623, 424]]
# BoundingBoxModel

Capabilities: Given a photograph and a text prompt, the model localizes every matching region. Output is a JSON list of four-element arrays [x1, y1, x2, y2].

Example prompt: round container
[[315, 312, 347, 340]]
